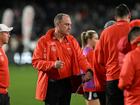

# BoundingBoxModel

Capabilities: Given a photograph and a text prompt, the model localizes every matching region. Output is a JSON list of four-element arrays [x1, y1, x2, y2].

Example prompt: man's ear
[[128, 15, 131, 21], [128, 12, 131, 19]]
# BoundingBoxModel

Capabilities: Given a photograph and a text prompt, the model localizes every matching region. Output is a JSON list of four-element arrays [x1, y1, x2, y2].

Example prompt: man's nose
[[68, 25, 71, 30]]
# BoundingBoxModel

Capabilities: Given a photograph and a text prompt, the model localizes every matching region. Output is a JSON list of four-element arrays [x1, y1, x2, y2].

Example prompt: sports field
[[9, 65, 86, 105]]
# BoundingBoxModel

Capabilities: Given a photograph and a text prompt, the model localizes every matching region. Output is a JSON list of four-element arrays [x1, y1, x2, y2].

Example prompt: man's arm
[[118, 53, 135, 90], [70, 37, 93, 81], [32, 37, 55, 72], [71, 37, 92, 71]]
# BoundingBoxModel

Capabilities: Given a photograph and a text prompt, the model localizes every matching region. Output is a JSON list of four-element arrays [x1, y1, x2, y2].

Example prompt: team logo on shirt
[[67, 47, 71, 51], [66, 42, 71, 51], [51, 46, 56, 52]]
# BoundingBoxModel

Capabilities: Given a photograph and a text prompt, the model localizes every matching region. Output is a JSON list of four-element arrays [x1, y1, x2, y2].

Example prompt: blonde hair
[[81, 30, 98, 48]]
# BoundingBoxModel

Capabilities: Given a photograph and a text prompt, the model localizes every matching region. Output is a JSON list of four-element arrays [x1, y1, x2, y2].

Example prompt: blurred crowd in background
[[0, 0, 140, 64]]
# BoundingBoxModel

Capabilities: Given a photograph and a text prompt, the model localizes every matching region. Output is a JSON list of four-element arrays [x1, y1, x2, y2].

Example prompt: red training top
[[0, 47, 9, 94]]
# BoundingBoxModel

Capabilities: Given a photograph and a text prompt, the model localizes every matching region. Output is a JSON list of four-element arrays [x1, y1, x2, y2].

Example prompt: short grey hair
[[104, 20, 116, 29], [54, 13, 69, 26]]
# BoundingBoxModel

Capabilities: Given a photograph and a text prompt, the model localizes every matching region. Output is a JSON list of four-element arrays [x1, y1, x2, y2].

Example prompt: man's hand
[[82, 69, 93, 82], [54, 60, 64, 69]]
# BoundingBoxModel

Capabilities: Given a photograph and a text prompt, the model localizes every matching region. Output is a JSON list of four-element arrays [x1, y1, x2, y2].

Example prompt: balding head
[[54, 13, 70, 26]]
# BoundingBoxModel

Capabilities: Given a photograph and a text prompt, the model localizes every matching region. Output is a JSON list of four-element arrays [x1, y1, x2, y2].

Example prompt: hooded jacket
[[118, 37, 140, 105], [32, 29, 91, 101]]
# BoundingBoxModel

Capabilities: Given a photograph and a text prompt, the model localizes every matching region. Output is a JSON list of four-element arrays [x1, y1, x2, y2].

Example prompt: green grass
[[9, 65, 86, 105]]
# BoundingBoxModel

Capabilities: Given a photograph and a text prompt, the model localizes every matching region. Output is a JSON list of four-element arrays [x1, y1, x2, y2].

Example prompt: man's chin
[[61, 31, 70, 35]]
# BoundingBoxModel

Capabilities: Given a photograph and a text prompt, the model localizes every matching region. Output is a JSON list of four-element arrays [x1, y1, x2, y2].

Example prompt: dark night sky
[[0, 0, 140, 9]]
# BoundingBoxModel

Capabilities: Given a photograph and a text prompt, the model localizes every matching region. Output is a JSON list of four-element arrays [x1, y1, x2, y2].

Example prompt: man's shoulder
[[66, 35, 80, 46], [39, 30, 53, 42], [67, 34, 75, 38], [66, 34, 76, 41], [101, 23, 119, 36], [104, 24, 116, 31], [38, 35, 46, 42]]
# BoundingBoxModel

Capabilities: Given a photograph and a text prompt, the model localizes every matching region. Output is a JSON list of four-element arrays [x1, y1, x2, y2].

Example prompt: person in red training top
[[0, 24, 13, 105], [117, 19, 140, 67], [93, 4, 131, 105], [32, 13, 93, 105], [118, 27, 140, 105], [93, 20, 116, 105], [81, 30, 100, 105]]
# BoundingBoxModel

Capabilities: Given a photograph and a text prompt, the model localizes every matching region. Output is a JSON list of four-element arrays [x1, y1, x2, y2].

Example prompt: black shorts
[[97, 91, 106, 105], [83, 92, 98, 100], [106, 80, 124, 105], [45, 78, 72, 105], [0, 93, 10, 105]]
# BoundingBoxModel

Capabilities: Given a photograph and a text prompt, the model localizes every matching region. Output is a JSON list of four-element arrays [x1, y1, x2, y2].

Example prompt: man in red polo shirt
[[0, 24, 13, 105], [32, 13, 93, 105], [93, 4, 131, 105]]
